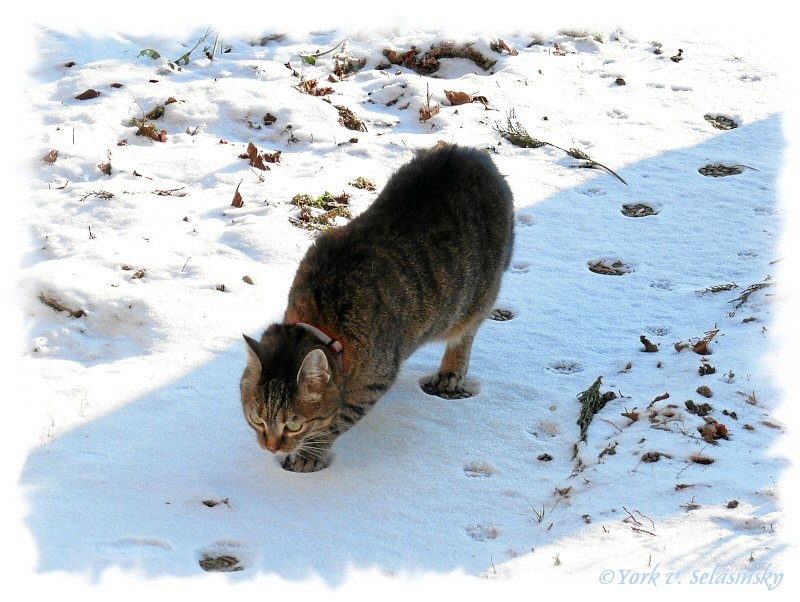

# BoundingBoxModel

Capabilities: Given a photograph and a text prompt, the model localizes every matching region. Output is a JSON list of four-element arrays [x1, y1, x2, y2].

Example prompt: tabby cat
[[240, 144, 514, 472]]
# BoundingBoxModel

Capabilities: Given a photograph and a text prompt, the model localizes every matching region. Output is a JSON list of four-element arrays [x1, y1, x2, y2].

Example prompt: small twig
[[153, 187, 186, 196], [631, 527, 657, 536], [210, 31, 219, 60], [79, 190, 114, 202], [300, 39, 347, 60], [39, 293, 86, 318], [635, 509, 656, 531], [174, 26, 213, 66], [622, 506, 642, 526], [598, 418, 623, 434], [570, 158, 628, 185], [729, 277, 774, 309]]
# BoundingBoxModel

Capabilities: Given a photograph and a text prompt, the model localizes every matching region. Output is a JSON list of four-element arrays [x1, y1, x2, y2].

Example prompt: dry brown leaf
[[39, 293, 85, 318], [640, 335, 658, 352], [698, 419, 728, 442], [231, 181, 244, 208], [75, 89, 101, 100], [296, 79, 334, 96], [136, 123, 167, 142], [335, 105, 367, 131], [239, 142, 271, 171], [491, 39, 518, 55], [43, 149, 59, 164], [445, 90, 473, 105], [419, 103, 440, 122], [621, 410, 639, 422]]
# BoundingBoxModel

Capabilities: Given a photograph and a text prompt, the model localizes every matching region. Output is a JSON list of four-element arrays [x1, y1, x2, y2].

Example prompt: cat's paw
[[282, 453, 329, 473], [421, 371, 474, 399]]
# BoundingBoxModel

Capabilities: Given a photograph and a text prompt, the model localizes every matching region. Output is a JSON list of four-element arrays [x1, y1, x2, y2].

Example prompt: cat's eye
[[248, 411, 265, 427], [285, 420, 304, 433]]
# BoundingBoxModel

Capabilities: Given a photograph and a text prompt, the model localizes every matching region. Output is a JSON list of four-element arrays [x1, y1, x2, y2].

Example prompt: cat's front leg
[[421, 371, 473, 399], [282, 388, 387, 472], [282, 431, 336, 473], [282, 451, 330, 473], [422, 326, 478, 399]]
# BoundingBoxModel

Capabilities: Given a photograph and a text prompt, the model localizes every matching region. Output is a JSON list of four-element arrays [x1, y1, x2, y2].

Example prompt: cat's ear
[[243, 334, 268, 370], [297, 348, 331, 392]]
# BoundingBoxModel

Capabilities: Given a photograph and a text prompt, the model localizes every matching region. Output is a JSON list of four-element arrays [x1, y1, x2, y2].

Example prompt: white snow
[[4, 3, 799, 599]]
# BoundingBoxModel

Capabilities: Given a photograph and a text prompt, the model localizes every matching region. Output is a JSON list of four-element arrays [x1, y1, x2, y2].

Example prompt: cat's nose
[[264, 434, 281, 453]]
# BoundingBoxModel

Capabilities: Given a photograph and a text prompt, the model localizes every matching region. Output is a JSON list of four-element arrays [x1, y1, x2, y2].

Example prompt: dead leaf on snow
[[134, 122, 167, 142], [75, 89, 101, 100], [335, 105, 367, 131], [231, 181, 244, 208], [43, 149, 59, 164], [419, 103, 440, 122], [295, 79, 335, 96], [239, 142, 272, 171], [621, 410, 639, 423], [698, 419, 728, 442], [39, 293, 85, 318], [490, 39, 518, 55], [445, 90, 473, 105], [640, 335, 658, 352]]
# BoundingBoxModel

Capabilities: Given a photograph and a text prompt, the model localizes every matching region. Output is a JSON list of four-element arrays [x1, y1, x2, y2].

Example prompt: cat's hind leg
[[421, 321, 479, 399]]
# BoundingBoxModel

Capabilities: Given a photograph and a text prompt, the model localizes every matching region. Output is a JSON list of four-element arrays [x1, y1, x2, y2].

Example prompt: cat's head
[[240, 324, 341, 458]]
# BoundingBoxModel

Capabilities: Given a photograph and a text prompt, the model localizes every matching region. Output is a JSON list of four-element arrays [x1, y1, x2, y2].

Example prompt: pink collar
[[295, 322, 344, 370]]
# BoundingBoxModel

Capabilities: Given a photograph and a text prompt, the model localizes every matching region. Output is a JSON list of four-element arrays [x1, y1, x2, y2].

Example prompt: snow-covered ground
[[5, 4, 799, 599]]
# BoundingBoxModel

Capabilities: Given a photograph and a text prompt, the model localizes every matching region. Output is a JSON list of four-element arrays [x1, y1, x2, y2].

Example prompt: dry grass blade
[[729, 277, 774, 308], [577, 376, 615, 441]]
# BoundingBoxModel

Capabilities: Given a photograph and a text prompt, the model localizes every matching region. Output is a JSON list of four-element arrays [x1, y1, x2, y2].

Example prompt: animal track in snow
[[649, 279, 674, 291], [588, 258, 633, 276], [515, 213, 536, 227], [95, 537, 172, 558], [465, 524, 501, 541], [198, 540, 253, 573], [464, 461, 495, 477], [621, 203, 659, 217], [490, 308, 515, 321], [548, 360, 583, 374]]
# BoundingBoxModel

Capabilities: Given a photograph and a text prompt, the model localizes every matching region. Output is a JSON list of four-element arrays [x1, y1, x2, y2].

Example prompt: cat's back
[[359, 144, 513, 230], [293, 145, 514, 335]]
